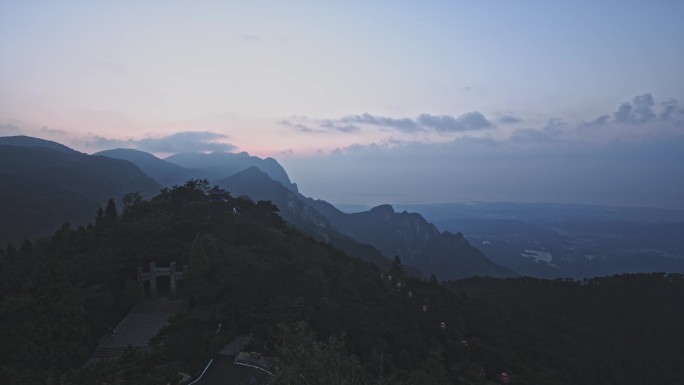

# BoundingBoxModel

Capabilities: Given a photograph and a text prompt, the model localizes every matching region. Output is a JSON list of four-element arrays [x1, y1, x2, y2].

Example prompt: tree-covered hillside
[[307, 200, 515, 279], [1, 181, 682, 385], [0, 142, 161, 245]]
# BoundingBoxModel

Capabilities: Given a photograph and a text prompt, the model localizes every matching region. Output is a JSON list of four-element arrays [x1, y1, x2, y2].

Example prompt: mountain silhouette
[[95, 148, 200, 187], [5, 136, 514, 279], [165, 151, 298, 191], [0, 138, 161, 244], [306, 199, 516, 279], [215, 166, 408, 273], [218, 167, 514, 279]]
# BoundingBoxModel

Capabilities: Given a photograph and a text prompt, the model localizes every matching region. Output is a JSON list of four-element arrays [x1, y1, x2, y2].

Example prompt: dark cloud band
[[282, 111, 495, 134], [86, 131, 235, 153]]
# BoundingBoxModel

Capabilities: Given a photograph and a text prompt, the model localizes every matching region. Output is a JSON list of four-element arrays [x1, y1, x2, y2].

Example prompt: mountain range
[[0, 136, 160, 245], [0, 135, 514, 279], [305, 199, 513, 279]]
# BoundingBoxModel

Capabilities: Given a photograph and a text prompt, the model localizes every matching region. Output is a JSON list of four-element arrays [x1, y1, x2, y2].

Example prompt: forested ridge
[[1, 181, 682, 384], [0, 142, 161, 245]]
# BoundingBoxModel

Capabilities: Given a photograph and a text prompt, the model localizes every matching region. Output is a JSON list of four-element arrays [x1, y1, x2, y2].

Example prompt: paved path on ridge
[[91, 298, 187, 360]]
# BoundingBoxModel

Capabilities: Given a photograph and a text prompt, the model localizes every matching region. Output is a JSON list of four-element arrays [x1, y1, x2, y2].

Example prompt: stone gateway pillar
[[137, 266, 144, 296], [170, 261, 177, 294], [149, 262, 157, 300]]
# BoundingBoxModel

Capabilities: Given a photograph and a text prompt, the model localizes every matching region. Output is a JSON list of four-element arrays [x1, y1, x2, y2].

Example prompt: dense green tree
[[5, 243, 17, 258], [18, 238, 33, 255], [94, 206, 104, 226], [121, 191, 143, 211], [270, 322, 365, 385], [0, 257, 87, 383], [390, 255, 404, 278], [186, 234, 213, 305], [104, 198, 118, 219], [63, 348, 178, 385]]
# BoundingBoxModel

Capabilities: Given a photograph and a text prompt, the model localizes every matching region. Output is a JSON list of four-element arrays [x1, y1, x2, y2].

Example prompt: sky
[[1, 1, 683, 208]]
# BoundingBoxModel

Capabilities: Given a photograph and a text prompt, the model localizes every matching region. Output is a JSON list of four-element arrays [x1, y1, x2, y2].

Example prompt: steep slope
[[307, 199, 515, 279], [95, 148, 200, 187], [166, 151, 298, 191], [218, 167, 511, 279], [215, 167, 399, 271], [216, 166, 327, 231], [0, 142, 161, 244]]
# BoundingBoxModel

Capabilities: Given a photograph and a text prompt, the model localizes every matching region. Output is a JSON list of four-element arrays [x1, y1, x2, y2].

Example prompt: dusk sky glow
[[2, 1, 683, 208]]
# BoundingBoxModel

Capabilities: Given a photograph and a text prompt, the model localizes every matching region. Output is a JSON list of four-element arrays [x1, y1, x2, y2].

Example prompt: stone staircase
[[92, 299, 187, 359]]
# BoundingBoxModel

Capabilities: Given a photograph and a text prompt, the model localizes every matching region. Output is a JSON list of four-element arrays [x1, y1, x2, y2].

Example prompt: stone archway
[[137, 261, 188, 300]]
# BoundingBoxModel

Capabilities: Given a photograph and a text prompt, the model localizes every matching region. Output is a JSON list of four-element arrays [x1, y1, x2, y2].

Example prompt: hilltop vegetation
[[0, 181, 682, 384]]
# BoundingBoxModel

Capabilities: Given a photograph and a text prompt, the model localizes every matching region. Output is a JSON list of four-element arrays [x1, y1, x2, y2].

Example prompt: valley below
[[394, 202, 684, 279]]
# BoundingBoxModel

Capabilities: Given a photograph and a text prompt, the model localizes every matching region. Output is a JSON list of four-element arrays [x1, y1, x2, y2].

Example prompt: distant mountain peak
[[306, 199, 515, 279], [369, 204, 395, 215], [230, 165, 268, 179], [164, 151, 297, 192], [95, 148, 200, 187]]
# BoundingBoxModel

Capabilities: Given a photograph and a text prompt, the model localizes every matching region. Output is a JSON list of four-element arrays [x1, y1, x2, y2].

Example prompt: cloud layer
[[417, 112, 492, 132], [281, 94, 683, 147], [510, 94, 684, 144], [86, 131, 235, 153], [280, 94, 684, 208], [0, 124, 21, 136], [587, 93, 684, 127], [281, 111, 496, 134], [341, 113, 419, 132], [282, 132, 684, 209]]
